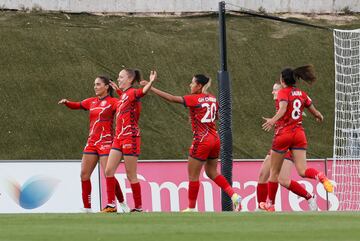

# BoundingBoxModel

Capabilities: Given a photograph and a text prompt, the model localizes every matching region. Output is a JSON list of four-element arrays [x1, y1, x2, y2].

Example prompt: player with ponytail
[[141, 74, 242, 212], [261, 65, 333, 211], [101, 69, 157, 213]]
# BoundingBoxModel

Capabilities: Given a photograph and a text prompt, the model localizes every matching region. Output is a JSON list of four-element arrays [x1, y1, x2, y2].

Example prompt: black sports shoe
[[130, 208, 143, 212]]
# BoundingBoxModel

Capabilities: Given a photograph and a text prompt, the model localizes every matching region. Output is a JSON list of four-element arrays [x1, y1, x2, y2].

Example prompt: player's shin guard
[[213, 175, 234, 197], [81, 180, 91, 208], [257, 183, 268, 205], [188, 181, 200, 209], [114, 178, 124, 203], [131, 182, 142, 209], [268, 181, 279, 205], [288, 180, 312, 200], [106, 176, 116, 206]]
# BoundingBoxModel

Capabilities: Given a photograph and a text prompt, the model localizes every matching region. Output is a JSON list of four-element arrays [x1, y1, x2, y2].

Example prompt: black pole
[[218, 1, 233, 211]]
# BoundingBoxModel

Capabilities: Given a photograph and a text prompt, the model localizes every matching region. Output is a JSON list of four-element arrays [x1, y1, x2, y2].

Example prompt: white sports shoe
[[308, 194, 318, 211], [231, 193, 242, 211], [181, 208, 197, 212], [81, 208, 93, 213], [118, 202, 131, 213]]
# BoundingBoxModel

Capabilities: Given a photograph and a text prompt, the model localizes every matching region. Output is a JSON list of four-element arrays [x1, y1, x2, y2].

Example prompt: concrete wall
[[1, 0, 359, 13]]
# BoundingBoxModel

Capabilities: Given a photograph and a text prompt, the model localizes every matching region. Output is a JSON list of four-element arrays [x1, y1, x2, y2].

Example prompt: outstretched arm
[[307, 104, 324, 122], [262, 101, 287, 131], [58, 99, 82, 109], [140, 77, 183, 104]]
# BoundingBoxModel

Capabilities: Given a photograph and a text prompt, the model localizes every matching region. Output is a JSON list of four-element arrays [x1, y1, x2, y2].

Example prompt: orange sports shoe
[[317, 172, 334, 193], [259, 202, 275, 212], [101, 205, 117, 213]]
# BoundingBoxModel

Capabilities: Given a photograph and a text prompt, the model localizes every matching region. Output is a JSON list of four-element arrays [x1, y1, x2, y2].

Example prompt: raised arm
[[142, 70, 157, 95], [307, 104, 324, 122], [262, 101, 287, 131]]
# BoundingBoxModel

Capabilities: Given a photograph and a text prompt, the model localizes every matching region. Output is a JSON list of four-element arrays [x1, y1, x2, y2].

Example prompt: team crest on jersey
[[100, 100, 107, 106]]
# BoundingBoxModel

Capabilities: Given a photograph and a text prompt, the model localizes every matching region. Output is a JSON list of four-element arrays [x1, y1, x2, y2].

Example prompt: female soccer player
[[142, 74, 241, 212], [257, 82, 317, 211], [261, 65, 333, 211], [58, 76, 128, 213], [101, 69, 156, 213]]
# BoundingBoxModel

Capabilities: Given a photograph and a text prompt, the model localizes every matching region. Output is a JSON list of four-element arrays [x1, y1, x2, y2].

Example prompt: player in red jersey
[[142, 74, 242, 212], [101, 69, 156, 213], [261, 65, 333, 211], [257, 82, 317, 211], [59, 76, 128, 213]]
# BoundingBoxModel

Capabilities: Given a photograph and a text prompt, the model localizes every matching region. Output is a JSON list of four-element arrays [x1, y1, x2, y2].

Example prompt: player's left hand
[[262, 117, 275, 132]]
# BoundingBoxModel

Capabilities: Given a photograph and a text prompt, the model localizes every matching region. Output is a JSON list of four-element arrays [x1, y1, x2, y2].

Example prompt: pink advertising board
[[100, 159, 339, 212]]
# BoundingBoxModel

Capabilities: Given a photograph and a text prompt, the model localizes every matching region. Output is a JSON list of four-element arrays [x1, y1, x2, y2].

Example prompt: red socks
[[213, 175, 234, 197], [268, 182, 279, 205], [288, 180, 312, 200], [257, 183, 268, 204], [304, 168, 319, 179], [106, 176, 116, 206], [114, 178, 124, 203], [131, 182, 142, 209], [81, 180, 91, 208], [188, 181, 200, 208]]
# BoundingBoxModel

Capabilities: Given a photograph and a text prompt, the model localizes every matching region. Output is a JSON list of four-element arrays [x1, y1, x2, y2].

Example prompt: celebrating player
[[261, 65, 333, 211], [257, 82, 317, 211], [58, 75, 128, 212], [142, 74, 241, 212], [101, 69, 156, 213]]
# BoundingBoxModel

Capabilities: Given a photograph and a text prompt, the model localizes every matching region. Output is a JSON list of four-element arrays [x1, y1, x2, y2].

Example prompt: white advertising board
[[0, 161, 100, 213]]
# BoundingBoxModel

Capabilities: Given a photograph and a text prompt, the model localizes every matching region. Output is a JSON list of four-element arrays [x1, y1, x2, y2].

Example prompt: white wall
[[1, 0, 359, 13]]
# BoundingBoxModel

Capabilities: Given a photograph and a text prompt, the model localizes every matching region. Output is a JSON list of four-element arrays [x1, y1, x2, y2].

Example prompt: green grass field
[[0, 212, 359, 241], [1, 12, 360, 159]]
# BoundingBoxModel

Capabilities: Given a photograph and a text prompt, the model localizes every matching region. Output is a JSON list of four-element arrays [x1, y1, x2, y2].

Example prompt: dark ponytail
[[97, 75, 113, 97], [281, 64, 316, 86], [124, 68, 142, 85], [194, 74, 211, 94]]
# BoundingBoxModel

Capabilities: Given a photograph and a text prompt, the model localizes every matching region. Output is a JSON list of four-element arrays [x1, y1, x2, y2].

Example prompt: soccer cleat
[[181, 208, 197, 212], [119, 202, 130, 213], [101, 205, 117, 213], [317, 172, 334, 193], [308, 194, 318, 211], [231, 193, 242, 211], [80, 208, 93, 213], [130, 208, 143, 212], [259, 202, 275, 212]]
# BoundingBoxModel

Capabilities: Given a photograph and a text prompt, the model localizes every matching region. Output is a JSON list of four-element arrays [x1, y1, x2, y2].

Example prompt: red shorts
[[111, 137, 141, 156], [272, 127, 307, 153], [83, 141, 112, 156], [189, 134, 220, 161], [267, 149, 293, 162]]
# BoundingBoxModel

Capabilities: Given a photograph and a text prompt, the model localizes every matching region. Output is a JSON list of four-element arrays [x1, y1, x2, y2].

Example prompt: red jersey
[[115, 88, 145, 138], [66, 95, 118, 145], [276, 86, 312, 131], [183, 93, 218, 138]]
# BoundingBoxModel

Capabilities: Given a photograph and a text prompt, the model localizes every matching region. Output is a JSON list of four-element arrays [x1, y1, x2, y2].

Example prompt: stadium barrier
[[0, 159, 338, 213], [0, 160, 100, 213]]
